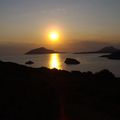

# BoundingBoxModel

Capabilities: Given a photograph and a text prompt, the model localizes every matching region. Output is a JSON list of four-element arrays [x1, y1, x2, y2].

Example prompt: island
[[74, 46, 119, 54], [64, 58, 80, 65], [25, 47, 60, 55], [25, 60, 34, 65]]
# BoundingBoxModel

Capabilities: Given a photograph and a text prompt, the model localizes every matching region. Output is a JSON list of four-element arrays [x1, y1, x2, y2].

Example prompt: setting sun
[[49, 32, 59, 41]]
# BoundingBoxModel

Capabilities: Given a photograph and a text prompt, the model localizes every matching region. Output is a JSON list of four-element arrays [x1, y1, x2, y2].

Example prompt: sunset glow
[[0, 0, 120, 53]]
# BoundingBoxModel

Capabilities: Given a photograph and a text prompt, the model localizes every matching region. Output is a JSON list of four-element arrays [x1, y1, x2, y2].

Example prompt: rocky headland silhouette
[[0, 61, 120, 120]]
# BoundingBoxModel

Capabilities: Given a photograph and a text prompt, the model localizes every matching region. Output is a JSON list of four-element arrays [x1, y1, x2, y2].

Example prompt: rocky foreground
[[0, 61, 120, 120]]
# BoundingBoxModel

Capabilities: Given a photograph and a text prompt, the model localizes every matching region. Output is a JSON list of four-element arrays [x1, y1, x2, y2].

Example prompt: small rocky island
[[26, 47, 58, 55], [25, 61, 34, 65], [65, 58, 80, 65]]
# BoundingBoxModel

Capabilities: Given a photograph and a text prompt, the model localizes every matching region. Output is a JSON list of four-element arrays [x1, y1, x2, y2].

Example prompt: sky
[[0, 0, 120, 54]]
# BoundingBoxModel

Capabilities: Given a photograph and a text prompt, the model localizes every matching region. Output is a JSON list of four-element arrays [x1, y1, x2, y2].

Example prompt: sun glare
[[49, 32, 59, 41]]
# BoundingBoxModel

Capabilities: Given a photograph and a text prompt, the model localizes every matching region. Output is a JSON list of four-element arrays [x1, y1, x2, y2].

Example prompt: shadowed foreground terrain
[[0, 61, 120, 120]]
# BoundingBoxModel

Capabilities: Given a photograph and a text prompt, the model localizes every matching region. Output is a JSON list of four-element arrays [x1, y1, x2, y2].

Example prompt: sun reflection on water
[[49, 54, 61, 69]]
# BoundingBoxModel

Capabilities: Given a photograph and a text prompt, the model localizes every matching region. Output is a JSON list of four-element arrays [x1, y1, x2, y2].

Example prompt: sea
[[0, 53, 120, 77]]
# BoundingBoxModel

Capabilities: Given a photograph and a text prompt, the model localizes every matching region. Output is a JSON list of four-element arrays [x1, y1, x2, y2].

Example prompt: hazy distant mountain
[[26, 47, 58, 55], [74, 46, 119, 54], [96, 46, 119, 53]]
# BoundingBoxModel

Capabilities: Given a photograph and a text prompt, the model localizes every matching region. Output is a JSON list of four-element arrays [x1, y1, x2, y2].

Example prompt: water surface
[[0, 53, 120, 77]]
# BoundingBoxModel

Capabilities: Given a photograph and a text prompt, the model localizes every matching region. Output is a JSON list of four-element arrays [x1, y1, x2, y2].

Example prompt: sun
[[49, 32, 59, 41]]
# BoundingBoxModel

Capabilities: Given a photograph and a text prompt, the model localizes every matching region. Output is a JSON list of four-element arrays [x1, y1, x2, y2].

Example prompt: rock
[[25, 61, 34, 65], [65, 58, 80, 65]]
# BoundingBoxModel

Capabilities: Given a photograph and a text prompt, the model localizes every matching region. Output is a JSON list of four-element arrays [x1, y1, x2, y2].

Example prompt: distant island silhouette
[[25, 46, 120, 55], [26, 47, 63, 55], [0, 60, 120, 120], [74, 46, 119, 54]]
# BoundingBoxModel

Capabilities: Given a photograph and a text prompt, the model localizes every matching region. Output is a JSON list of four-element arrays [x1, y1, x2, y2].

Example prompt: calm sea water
[[0, 53, 120, 77]]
